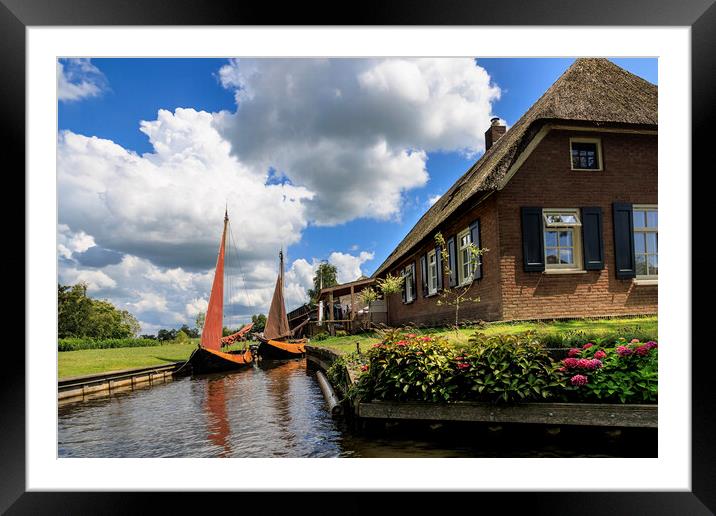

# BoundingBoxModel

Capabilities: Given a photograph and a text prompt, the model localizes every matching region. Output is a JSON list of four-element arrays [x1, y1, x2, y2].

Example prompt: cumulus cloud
[[57, 58, 501, 332], [215, 58, 500, 224], [328, 251, 375, 284], [57, 58, 108, 102]]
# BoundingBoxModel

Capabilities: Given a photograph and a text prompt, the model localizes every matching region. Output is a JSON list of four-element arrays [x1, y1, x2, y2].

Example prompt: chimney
[[485, 117, 506, 151]]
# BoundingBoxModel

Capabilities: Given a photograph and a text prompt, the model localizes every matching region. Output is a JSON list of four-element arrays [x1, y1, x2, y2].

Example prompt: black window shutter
[[435, 246, 443, 290], [581, 207, 604, 270], [410, 263, 417, 301], [400, 268, 407, 303], [447, 236, 457, 287], [469, 219, 483, 279], [420, 254, 428, 297], [613, 202, 636, 279], [521, 207, 545, 272]]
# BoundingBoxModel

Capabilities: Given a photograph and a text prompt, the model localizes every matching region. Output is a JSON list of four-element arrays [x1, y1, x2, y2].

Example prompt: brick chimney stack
[[485, 117, 506, 151]]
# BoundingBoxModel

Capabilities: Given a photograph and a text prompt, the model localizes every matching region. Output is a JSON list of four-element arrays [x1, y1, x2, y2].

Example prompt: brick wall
[[387, 195, 503, 326], [497, 129, 658, 320]]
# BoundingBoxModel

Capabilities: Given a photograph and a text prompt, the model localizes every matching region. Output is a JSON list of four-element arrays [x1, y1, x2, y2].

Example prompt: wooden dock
[[58, 362, 185, 405]]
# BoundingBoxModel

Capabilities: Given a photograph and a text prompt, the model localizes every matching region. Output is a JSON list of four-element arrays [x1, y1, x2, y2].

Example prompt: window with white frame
[[427, 249, 438, 295], [570, 137, 602, 171], [543, 209, 583, 270], [404, 263, 415, 302], [457, 228, 475, 285], [633, 205, 658, 279]]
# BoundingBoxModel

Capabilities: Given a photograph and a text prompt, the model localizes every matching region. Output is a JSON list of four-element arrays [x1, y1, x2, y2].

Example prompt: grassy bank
[[312, 316, 657, 355], [58, 316, 656, 378], [58, 338, 253, 379]]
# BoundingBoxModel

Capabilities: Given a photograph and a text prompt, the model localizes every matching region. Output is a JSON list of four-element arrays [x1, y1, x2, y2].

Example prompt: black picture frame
[[4, 0, 710, 513]]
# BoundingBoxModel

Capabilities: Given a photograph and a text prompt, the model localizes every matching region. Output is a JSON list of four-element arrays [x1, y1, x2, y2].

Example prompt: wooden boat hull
[[257, 339, 306, 360], [188, 347, 254, 375]]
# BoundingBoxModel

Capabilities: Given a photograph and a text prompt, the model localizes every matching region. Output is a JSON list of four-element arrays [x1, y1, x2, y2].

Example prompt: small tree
[[251, 313, 267, 332], [359, 287, 379, 328], [307, 262, 338, 304], [434, 232, 488, 335], [195, 311, 206, 333]]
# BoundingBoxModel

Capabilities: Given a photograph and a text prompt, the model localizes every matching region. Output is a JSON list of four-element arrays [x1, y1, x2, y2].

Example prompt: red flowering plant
[[555, 337, 658, 403], [351, 328, 459, 402]]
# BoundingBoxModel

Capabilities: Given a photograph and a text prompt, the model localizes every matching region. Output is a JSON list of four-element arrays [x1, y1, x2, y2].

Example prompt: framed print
[[5, 0, 713, 513]]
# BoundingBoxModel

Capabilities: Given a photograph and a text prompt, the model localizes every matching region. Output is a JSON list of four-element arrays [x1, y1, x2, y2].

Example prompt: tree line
[[59, 282, 267, 342]]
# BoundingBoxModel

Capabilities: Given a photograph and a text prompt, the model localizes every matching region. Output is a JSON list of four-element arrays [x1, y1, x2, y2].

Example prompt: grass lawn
[[58, 316, 657, 377], [57, 339, 253, 379], [311, 316, 658, 355]]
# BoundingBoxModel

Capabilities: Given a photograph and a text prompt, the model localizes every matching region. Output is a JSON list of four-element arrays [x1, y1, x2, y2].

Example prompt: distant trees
[[307, 262, 338, 304], [251, 313, 267, 332], [58, 283, 140, 339]]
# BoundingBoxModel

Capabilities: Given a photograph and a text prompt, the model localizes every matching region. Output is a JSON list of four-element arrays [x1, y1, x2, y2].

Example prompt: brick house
[[372, 58, 658, 326]]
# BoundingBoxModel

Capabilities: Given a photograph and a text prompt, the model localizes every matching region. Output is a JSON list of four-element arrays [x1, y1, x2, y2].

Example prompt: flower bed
[[339, 330, 657, 405]]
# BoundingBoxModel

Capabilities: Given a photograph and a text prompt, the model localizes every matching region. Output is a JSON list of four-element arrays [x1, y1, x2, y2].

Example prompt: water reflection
[[204, 377, 231, 457], [58, 359, 656, 458]]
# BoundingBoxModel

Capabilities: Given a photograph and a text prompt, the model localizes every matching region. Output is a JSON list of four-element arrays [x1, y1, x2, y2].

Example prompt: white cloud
[[60, 268, 117, 292], [57, 58, 502, 332], [427, 194, 442, 207], [185, 298, 209, 318], [215, 58, 500, 224], [57, 59, 108, 102], [129, 292, 168, 313], [328, 251, 375, 284]]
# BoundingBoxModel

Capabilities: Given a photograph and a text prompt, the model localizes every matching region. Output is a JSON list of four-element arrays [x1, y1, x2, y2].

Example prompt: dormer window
[[570, 137, 602, 171]]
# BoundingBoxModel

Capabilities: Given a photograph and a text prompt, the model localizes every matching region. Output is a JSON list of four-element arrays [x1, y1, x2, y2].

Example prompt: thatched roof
[[373, 58, 657, 277]]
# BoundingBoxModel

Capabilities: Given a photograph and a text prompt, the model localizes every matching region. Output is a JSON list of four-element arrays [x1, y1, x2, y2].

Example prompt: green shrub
[[335, 330, 348, 337], [460, 333, 560, 403], [353, 329, 458, 402], [537, 326, 656, 348], [58, 337, 162, 352]]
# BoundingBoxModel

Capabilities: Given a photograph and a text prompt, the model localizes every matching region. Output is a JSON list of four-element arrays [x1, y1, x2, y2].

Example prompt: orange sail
[[200, 211, 228, 351], [263, 250, 292, 340]]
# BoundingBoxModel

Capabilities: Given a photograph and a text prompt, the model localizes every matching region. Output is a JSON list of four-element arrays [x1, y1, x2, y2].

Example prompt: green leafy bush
[[58, 337, 162, 352], [353, 329, 458, 402], [460, 333, 560, 403]]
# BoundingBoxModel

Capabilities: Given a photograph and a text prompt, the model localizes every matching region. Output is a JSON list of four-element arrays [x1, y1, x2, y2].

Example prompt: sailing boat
[[187, 209, 254, 374], [257, 250, 310, 359]]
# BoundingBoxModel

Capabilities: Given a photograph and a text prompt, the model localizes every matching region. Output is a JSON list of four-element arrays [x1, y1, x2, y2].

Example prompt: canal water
[[58, 359, 656, 458]]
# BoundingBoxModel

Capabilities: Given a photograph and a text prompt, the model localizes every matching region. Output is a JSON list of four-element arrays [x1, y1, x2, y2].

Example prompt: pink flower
[[631, 338, 640, 343], [372, 343, 382, 349], [457, 362, 470, 370], [420, 336, 432, 341], [594, 350, 607, 360], [570, 374, 588, 386], [558, 367, 566, 372], [406, 333, 417, 338], [562, 358, 579, 369], [396, 341, 407, 347], [455, 356, 465, 361], [577, 358, 592, 369], [645, 341, 658, 349], [360, 365, 369, 372], [616, 346, 632, 357], [635, 345, 650, 356], [582, 343, 594, 349], [589, 359, 603, 369], [568, 348, 581, 357]]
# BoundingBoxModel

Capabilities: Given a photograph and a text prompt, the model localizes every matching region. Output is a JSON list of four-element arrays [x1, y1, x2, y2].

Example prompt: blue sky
[[57, 57, 656, 333]]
